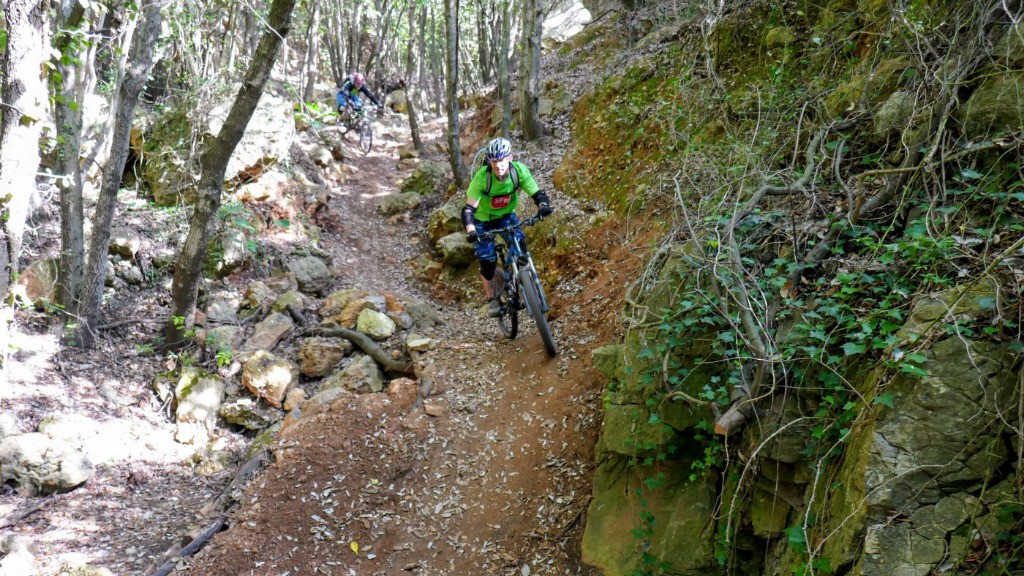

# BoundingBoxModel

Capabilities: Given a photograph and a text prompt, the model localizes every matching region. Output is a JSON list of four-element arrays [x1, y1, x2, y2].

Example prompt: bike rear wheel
[[492, 268, 518, 338], [519, 266, 557, 356], [359, 120, 373, 154]]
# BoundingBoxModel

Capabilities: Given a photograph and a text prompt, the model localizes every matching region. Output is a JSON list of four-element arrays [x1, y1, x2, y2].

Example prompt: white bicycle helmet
[[485, 137, 512, 161]]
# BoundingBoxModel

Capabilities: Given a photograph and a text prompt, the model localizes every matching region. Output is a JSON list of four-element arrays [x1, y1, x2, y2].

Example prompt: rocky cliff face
[[555, 2, 1024, 571], [584, 247, 1021, 575]]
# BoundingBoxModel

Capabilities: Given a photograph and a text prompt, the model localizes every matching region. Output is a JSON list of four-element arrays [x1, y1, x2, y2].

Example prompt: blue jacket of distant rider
[[337, 78, 382, 110]]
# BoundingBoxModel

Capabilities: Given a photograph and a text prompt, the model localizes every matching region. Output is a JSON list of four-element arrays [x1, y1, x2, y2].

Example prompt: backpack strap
[[484, 163, 520, 196]]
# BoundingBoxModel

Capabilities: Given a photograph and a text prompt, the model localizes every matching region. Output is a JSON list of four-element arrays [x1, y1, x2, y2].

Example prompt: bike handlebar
[[475, 214, 544, 241]]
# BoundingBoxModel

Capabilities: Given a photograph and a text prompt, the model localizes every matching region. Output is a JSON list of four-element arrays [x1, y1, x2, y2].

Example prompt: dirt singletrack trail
[[180, 108, 648, 575]]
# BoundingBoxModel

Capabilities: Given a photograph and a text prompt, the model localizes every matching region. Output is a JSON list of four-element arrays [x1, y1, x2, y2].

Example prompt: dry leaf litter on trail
[[2, 35, 648, 576]]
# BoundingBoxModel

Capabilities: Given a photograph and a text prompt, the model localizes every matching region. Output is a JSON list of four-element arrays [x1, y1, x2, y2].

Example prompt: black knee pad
[[480, 259, 497, 280]]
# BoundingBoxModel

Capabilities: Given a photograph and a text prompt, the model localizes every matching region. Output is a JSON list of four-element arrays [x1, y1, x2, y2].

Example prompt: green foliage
[[293, 101, 337, 128]]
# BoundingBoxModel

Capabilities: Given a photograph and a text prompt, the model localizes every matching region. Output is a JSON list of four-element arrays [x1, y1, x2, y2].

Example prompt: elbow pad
[[461, 204, 476, 227], [532, 191, 550, 206]]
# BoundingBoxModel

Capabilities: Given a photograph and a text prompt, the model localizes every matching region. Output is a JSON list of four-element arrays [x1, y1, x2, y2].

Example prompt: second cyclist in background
[[337, 72, 384, 117]]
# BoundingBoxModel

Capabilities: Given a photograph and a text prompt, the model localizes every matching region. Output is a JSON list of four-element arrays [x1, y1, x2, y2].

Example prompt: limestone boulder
[[219, 397, 282, 430], [320, 288, 368, 317], [298, 387, 352, 421], [592, 345, 625, 381], [399, 160, 448, 195], [376, 192, 422, 215], [242, 312, 294, 352], [865, 338, 1015, 512], [242, 350, 299, 408], [286, 256, 332, 295], [397, 143, 418, 159], [14, 258, 58, 309], [994, 21, 1024, 65], [204, 229, 251, 279], [958, 71, 1024, 136], [873, 90, 918, 136], [428, 195, 464, 244], [357, 309, 397, 341], [388, 89, 408, 113], [405, 299, 442, 329], [321, 354, 385, 393], [174, 368, 226, 445], [326, 298, 377, 329], [543, 0, 590, 44], [896, 281, 997, 340], [210, 90, 296, 182], [0, 432, 94, 496], [108, 231, 142, 258], [598, 404, 674, 457], [764, 25, 795, 48], [298, 337, 353, 377], [201, 326, 244, 356], [0, 535, 37, 576], [241, 281, 277, 313], [271, 291, 309, 314], [205, 294, 240, 324], [436, 233, 476, 267], [582, 457, 716, 575], [406, 334, 434, 352]]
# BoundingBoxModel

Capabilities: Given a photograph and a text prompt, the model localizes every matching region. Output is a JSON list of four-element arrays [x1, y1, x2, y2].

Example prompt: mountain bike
[[478, 214, 558, 357], [337, 102, 376, 154]]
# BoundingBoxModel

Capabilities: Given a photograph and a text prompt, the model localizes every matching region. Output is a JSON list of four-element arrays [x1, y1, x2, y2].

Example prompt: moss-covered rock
[[399, 160, 448, 195], [749, 483, 791, 537], [599, 404, 675, 456], [958, 71, 1024, 136], [993, 21, 1024, 65], [895, 279, 997, 341], [436, 233, 476, 267], [582, 456, 718, 575], [204, 229, 251, 279], [592, 345, 625, 381], [376, 192, 422, 215]]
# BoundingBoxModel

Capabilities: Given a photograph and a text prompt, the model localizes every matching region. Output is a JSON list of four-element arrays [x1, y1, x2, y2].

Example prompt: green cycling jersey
[[466, 161, 540, 222]]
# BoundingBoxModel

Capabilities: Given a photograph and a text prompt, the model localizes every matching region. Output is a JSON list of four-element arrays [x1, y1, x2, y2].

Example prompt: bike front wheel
[[492, 268, 518, 339], [519, 266, 557, 356], [359, 120, 373, 154]]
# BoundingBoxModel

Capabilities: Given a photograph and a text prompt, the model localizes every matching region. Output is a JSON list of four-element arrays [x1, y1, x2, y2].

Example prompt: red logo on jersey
[[490, 195, 511, 209]]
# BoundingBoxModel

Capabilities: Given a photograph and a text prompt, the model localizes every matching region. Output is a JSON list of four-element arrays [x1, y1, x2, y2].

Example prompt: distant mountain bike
[[338, 103, 375, 154], [478, 214, 558, 357]]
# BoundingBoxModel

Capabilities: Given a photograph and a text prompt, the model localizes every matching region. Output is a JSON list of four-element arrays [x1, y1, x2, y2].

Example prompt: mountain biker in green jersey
[[462, 137, 553, 317]]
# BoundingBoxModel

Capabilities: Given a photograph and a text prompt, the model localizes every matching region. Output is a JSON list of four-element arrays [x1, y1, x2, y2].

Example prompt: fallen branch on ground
[[305, 327, 415, 375], [148, 518, 226, 576]]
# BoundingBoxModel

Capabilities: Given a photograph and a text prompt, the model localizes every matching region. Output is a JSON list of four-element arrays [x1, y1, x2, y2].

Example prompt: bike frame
[[482, 216, 550, 316]]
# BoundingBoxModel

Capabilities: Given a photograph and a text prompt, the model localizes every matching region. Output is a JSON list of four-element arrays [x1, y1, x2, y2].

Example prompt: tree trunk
[[84, 8, 138, 186], [223, 5, 239, 73], [0, 0, 52, 298], [324, 2, 344, 85], [444, 0, 470, 188], [164, 0, 297, 350], [476, 0, 491, 85], [364, 0, 395, 78], [301, 0, 320, 102], [405, 3, 424, 152], [76, 0, 163, 349], [430, 6, 443, 116], [498, 0, 512, 137], [417, 6, 429, 115], [348, 0, 364, 72], [53, 0, 88, 325], [519, 0, 545, 140]]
